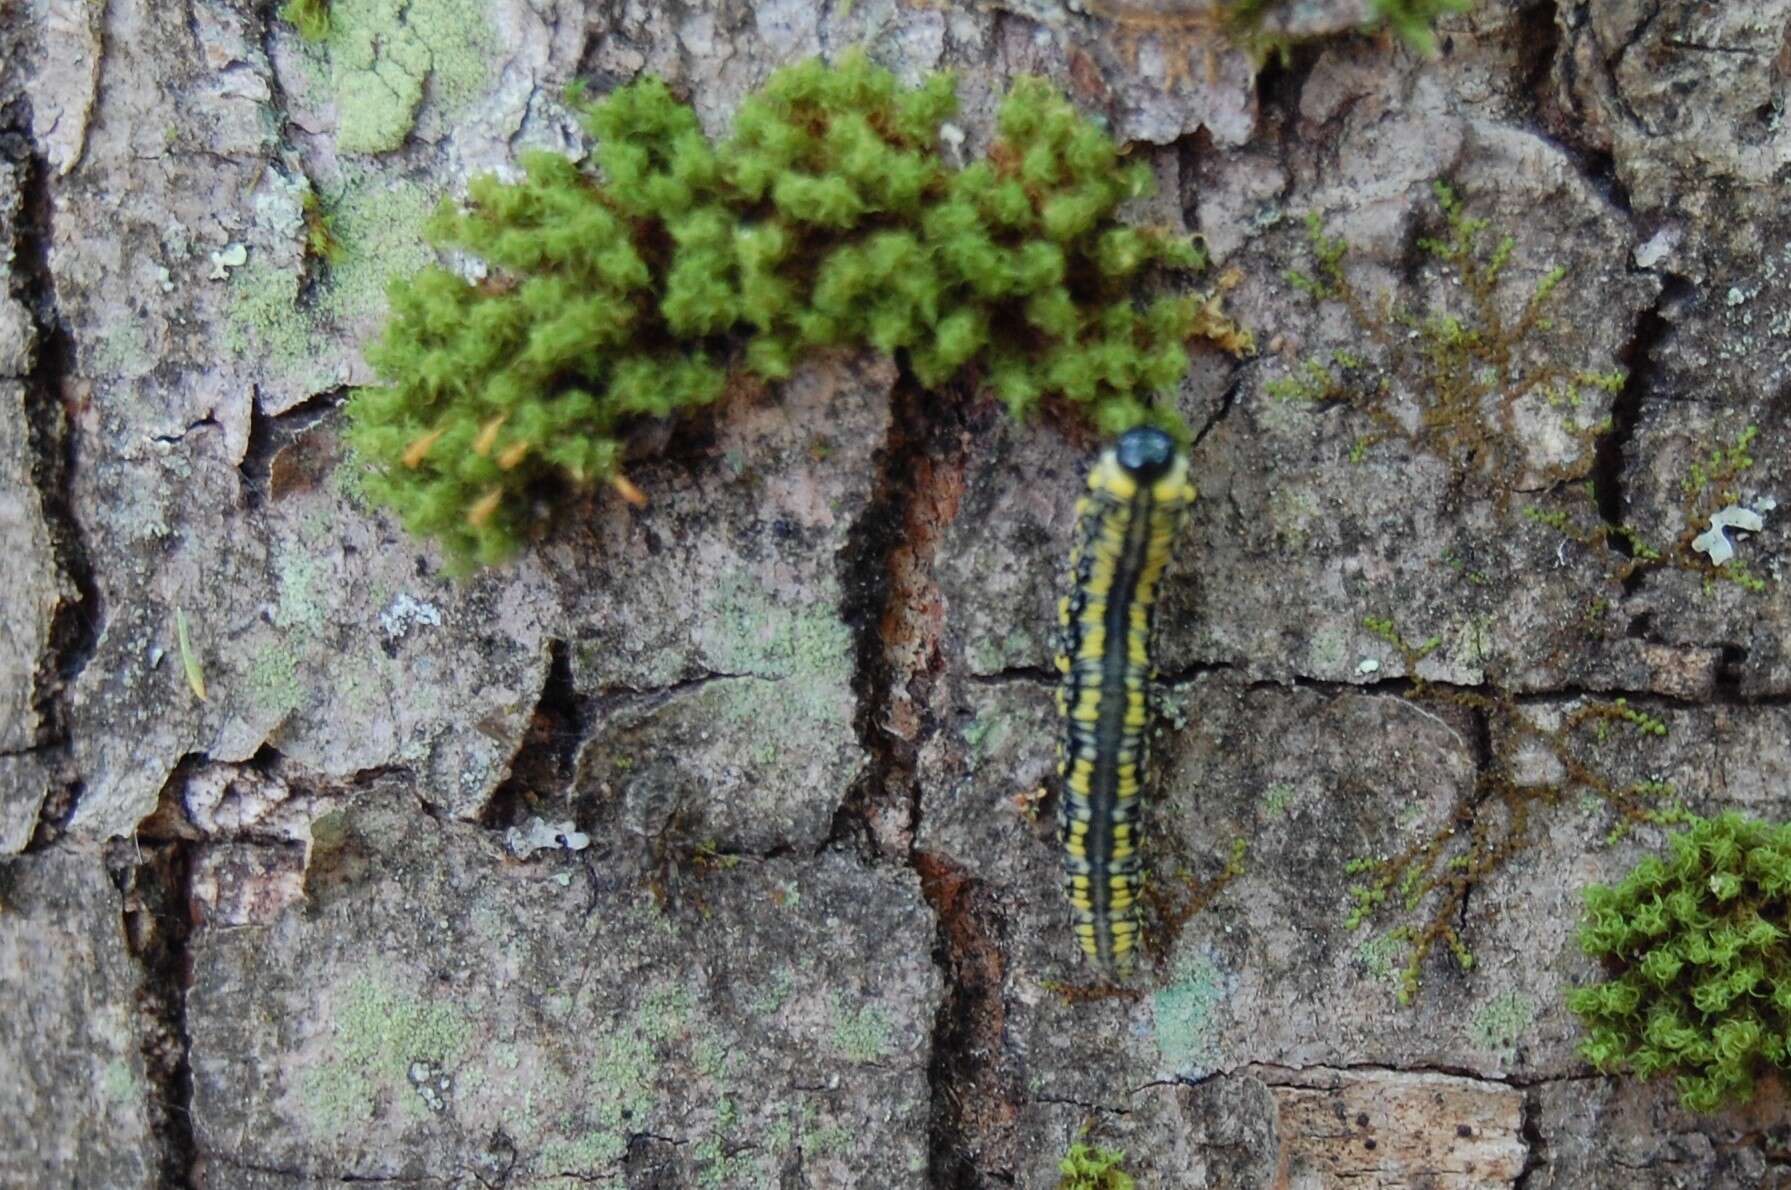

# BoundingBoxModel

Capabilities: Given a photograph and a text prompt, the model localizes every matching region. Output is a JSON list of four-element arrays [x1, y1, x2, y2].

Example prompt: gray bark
[[2, 0, 1789, 1185]]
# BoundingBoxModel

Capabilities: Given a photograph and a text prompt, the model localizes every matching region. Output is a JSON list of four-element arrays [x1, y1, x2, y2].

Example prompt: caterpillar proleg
[[1054, 427, 1195, 971]]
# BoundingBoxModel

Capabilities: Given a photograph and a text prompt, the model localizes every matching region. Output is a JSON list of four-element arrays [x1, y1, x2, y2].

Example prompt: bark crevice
[[3, 98, 101, 850], [107, 830, 199, 1187]]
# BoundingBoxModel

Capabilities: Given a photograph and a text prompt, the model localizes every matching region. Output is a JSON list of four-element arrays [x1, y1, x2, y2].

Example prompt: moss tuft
[[347, 52, 1247, 569], [1059, 1141, 1135, 1190], [279, 0, 331, 42], [1568, 813, 1791, 1112], [1366, 0, 1475, 54], [301, 188, 345, 266]]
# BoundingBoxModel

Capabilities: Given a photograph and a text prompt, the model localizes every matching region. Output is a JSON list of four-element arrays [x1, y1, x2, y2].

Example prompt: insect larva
[[1054, 426, 1195, 972]]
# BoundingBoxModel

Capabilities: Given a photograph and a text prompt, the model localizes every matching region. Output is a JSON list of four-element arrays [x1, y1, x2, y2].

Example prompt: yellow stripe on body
[[1053, 429, 1195, 974]]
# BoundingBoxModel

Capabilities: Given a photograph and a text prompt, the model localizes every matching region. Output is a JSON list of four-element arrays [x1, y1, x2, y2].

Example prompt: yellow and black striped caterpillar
[[1055, 427, 1195, 972]]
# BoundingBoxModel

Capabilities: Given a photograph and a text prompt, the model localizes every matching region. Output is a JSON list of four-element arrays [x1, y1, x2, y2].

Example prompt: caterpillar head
[[1115, 425, 1177, 481]]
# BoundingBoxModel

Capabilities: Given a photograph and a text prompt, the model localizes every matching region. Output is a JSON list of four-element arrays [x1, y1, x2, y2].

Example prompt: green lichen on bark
[[225, 172, 434, 392], [281, 0, 497, 154]]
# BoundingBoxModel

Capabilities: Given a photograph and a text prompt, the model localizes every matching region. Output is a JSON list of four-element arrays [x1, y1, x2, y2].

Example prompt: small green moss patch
[[1059, 1141, 1135, 1190], [1569, 813, 1791, 1112]]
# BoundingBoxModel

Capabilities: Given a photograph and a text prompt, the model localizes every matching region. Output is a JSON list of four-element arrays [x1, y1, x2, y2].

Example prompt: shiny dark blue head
[[1114, 426, 1177, 481]]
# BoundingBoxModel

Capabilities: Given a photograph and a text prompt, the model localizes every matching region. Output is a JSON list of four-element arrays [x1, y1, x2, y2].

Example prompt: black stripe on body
[[1057, 476, 1160, 972], [1087, 484, 1153, 967]]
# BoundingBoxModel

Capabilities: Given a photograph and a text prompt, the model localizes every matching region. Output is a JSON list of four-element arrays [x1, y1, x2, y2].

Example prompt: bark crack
[[3, 95, 102, 849], [832, 375, 944, 860], [1588, 275, 1681, 602], [106, 829, 199, 1187], [1243, 1058, 1538, 1088], [479, 636, 591, 833], [1514, 1087, 1549, 1188], [237, 386, 347, 506], [830, 375, 1023, 1182]]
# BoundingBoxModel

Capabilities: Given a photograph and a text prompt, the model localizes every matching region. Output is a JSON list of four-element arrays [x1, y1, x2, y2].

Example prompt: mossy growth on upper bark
[[1058, 1141, 1135, 1189], [278, 0, 331, 43], [345, 52, 1248, 568], [1569, 812, 1791, 1112], [1268, 180, 1625, 498], [1088, 0, 1473, 74]]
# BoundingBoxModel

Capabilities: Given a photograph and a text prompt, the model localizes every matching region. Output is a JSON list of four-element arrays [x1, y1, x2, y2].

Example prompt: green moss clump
[[279, 0, 331, 42], [1367, 0, 1475, 54], [1059, 1142, 1134, 1190], [1568, 813, 1791, 1112], [347, 52, 1247, 568]]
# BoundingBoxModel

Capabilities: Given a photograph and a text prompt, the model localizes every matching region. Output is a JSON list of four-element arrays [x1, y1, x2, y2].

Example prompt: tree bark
[[2, 0, 1788, 1185]]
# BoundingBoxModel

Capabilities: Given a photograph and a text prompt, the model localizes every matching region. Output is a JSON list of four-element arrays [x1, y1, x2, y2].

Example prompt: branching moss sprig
[[1269, 182, 1623, 499], [1059, 1141, 1135, 1190], [1345, 618, 1683, 1005], [1569, 813, 1791, 1112], [278, 0, 331, 42], [347, 53, 1249, 568], [1143, 834, 1249, 969], [1527, 423, 1771, 595]]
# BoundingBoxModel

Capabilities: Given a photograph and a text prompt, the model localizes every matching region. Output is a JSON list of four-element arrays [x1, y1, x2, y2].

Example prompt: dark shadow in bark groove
[[107, 825, 199, 1187], [919, 852, 1021, 1188], [482, 637, 588, 833], [2, 97, 103, 849], [829, 375, 927, 861]]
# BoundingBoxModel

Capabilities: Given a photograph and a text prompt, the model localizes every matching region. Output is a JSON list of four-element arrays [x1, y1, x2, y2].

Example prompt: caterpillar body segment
[[1055, 427, 1195, 972]]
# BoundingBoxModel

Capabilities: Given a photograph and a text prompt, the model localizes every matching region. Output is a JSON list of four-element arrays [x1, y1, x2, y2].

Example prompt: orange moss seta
[[611, 473, 648, 507], [472, 412, 508, 456], [466, 488, 504, 527], [401, 426, 447, 470]]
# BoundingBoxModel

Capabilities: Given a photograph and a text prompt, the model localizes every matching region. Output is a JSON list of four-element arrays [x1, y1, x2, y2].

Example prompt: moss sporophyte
[[347, 52, 1250, 568]]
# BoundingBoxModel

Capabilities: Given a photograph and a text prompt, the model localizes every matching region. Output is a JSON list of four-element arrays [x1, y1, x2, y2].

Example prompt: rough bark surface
[[2, 0, 1789, 1186]]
